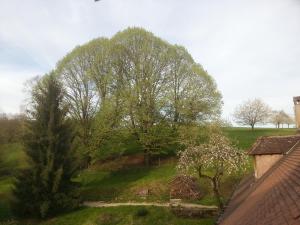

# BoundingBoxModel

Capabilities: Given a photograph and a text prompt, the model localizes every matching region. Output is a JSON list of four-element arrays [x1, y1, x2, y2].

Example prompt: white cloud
[[0, 66, 43, 113], [1, 0, 300, 121]]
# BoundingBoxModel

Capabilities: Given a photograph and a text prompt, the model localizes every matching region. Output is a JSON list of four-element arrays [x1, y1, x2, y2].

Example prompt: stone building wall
[[293, 96, 300, 128], [295, 104, 300, 128], [254, 154, 283, 179]]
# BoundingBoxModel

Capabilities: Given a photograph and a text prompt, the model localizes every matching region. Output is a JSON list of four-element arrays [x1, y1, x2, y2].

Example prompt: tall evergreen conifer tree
[[13, 73, 80, 218]]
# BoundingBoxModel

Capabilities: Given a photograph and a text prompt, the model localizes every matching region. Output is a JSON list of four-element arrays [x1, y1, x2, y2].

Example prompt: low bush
[[135, 207, 149, 217]]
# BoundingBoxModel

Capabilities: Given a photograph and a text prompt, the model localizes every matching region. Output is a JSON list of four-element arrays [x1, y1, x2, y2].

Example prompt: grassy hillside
[[0, 206, 215, 225], [0, 143, 26, 221], [0, 128, 297, 224], [78, 159, 176, 202], [40, 206, 215, 225]]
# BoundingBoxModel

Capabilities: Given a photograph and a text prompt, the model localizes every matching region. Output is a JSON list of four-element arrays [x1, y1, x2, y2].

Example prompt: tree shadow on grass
[[80, 165, 154, 201]]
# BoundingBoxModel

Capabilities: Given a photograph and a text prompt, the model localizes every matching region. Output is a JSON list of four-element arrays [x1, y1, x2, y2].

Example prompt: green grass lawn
[[0, 128, 297, 224], [0, 207, 215, 225], [39, 206, 215, 225]]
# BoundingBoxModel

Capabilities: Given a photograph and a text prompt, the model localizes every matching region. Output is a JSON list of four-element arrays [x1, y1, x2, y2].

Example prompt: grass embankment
[[40, 206, 215, 225], [1, 207, 215, 225], [0, 128, 297, 224], [78, 158, 176, 202], [78, 128, 297, 204]]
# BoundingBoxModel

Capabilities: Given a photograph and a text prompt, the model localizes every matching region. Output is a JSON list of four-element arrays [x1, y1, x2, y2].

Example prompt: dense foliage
[[0, 114, 23, 145], [12, 74, 80, 218], [56, 27, 222, 165]]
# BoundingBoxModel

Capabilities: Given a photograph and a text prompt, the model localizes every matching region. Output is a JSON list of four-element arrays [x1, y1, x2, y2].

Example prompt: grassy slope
[[78, 128, 297, 203], [1, 207, 215, 225], [0, 177, 13, 221], [40, 206, 215, 225], [78, 160, 176, 202], [0, 128, 297, 224], [77, 159, 240, 206], [0, 143, 26, 221]]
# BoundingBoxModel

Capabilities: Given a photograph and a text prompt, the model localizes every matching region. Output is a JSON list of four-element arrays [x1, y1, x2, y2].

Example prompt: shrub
[[135, 207, 149, 217]]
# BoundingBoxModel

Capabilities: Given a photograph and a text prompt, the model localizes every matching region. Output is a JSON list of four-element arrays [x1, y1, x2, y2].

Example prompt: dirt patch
[[91, 154, 145, 171]]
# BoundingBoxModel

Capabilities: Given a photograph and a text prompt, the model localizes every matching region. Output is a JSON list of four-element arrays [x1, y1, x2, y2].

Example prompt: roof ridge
[[259, 134, 300, 138], [285, 140, 300, 155]]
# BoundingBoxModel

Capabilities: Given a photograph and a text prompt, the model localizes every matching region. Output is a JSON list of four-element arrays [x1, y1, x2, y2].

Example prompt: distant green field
[[0, 128, 297, 224], [224, 127, 297, 150]]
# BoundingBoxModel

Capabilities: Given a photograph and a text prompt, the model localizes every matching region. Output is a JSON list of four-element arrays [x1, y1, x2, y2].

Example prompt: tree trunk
[[251, 125, 254, 131], [198, 169, 224, 210], [212, 178, 224, 210], [144, 149, 150, 167]]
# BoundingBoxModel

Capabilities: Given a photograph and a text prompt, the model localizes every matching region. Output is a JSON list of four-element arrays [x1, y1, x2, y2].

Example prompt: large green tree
[[56, 27, 222, 165], [111, 28, 221, 164], [56, 43, 99, 167], [111, 28, 172, 165], [13, 73, 80, 218]]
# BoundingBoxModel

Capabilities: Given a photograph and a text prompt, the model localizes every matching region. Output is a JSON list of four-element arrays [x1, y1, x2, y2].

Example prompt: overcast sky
[[1, 0, 300, 122]]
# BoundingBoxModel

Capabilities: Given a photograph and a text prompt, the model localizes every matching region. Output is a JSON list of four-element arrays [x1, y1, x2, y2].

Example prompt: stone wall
[[254, 154, 283, 179], [170, 199, 218, 218], [295, 104, 300, 128]]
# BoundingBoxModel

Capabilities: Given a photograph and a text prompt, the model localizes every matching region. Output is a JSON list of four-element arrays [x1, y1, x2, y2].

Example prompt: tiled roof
[[219, 141, 300, 225], [248, 135, 300, 155], [217, 175, 255, 223], [293, 96, 300, 104]]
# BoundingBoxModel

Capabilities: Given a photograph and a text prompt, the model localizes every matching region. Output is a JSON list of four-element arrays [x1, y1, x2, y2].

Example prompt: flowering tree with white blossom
[[177, 133, 247, 209]]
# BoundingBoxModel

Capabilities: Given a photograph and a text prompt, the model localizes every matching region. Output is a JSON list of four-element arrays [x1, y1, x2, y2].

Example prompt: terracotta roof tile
[[248, 135, 300, 155], [219, 141, 300, 225]]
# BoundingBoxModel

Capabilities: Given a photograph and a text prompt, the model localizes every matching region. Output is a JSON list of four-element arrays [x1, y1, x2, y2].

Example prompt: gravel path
[[83, 201, 218, 209]]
